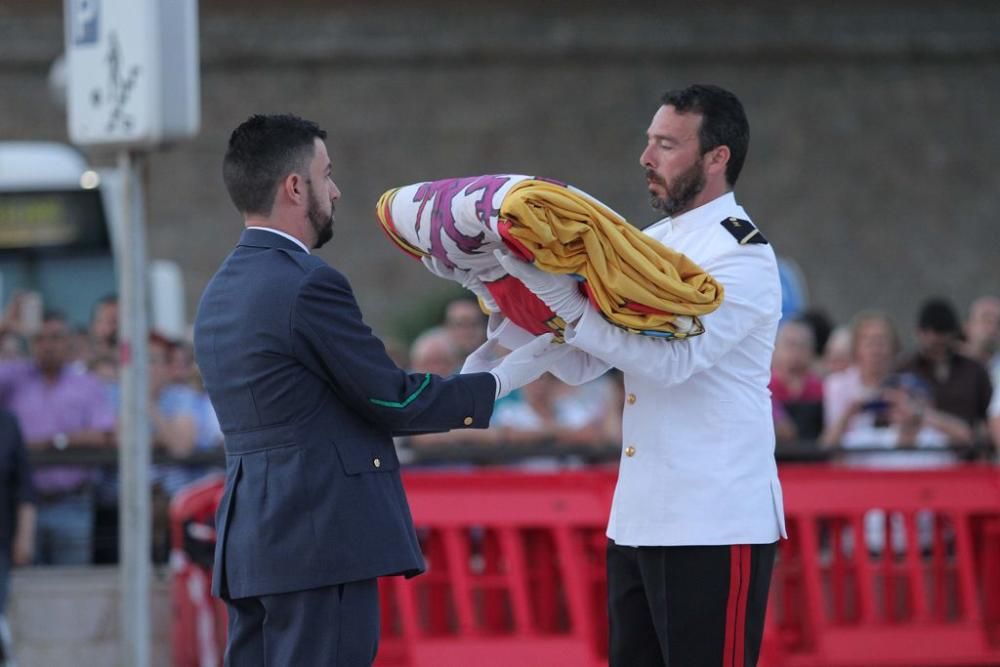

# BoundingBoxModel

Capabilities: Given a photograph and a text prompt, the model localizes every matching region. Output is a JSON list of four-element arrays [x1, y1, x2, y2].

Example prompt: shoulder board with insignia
[[720, 216, 768, 245]]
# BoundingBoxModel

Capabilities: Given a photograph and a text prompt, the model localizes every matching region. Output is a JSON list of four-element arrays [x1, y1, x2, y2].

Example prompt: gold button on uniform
[[463, 417, 473, 426], [627, 393, 636, 405], [625, 446, 636, 457], [373, 458, 381, 468]]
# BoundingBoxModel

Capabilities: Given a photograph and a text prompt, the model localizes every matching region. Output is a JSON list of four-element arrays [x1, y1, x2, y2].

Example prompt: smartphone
[[860, 398, 890, 413]]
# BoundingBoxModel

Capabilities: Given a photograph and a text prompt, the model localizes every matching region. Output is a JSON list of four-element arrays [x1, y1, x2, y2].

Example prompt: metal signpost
[[63, 1, 199, 664]]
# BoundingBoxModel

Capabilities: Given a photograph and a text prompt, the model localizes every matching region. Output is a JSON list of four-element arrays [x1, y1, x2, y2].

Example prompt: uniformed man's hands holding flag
[[493, 249, 589, 325], [462, 332, 571, 399]]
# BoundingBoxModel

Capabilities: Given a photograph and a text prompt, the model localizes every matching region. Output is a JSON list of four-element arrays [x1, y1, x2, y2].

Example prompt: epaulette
[[720, 216, 768, 245]]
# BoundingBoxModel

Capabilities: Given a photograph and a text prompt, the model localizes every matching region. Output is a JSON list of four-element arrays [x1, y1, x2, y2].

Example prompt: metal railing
[[25, 440, 998, 468]]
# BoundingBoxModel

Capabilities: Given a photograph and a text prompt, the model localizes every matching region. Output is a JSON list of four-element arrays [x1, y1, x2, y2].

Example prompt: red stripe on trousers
[[724, 545, 751, 667], [734, 545, 750, 667]]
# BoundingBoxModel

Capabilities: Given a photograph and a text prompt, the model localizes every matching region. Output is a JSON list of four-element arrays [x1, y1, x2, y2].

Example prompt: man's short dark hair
[[91, 293, 117, 315], [917, 298, 961, 334], [222, 114, 327, 216], [660, 84, 749, 186], [796, 309, 834, 357], [42, 309, 67, 325]]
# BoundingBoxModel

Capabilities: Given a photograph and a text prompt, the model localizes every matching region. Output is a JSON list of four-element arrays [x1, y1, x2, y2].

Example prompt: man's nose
[[639, 146, 654, 169]]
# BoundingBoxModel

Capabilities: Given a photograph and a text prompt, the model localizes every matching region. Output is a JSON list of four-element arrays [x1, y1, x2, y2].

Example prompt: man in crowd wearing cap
[[899, 297, 992, 435]]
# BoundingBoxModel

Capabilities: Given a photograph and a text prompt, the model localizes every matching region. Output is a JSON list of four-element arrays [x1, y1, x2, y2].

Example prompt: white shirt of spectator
[[840, 424, 955, 469], [988, 360, 1000, 420]]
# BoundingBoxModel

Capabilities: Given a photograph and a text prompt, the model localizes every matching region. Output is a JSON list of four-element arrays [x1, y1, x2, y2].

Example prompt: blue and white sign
[[64, 0, 200, 147], [70, 0, 100, 46]]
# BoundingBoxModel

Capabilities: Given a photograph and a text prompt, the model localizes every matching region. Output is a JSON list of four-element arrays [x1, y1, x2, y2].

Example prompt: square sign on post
[[65, 0, 200, 147]]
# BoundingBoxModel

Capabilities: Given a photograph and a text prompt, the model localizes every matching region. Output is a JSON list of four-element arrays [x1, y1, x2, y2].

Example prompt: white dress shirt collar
[[246, 226, 311, 254]]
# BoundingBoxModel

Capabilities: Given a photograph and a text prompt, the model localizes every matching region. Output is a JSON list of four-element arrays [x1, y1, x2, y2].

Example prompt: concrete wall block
[[8, 567, 119, 642], [1, 1, 998, 340], [6, 567, 173, 665], [17, 644, 121, 667]]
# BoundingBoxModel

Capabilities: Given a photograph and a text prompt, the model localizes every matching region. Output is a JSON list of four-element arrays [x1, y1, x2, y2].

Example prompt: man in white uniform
[[496, 84, 786, 666]]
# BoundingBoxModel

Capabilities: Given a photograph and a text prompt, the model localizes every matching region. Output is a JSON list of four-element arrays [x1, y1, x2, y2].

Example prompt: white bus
[[0, 141, 183, 335]]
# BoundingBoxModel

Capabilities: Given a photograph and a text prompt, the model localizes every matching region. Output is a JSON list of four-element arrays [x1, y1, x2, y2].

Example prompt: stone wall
[[6, 566, 173, 666], [1, 1, 999, 343]]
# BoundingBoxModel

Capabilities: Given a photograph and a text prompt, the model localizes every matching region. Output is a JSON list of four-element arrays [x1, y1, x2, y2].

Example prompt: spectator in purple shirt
[[0, 312, 116, 565]]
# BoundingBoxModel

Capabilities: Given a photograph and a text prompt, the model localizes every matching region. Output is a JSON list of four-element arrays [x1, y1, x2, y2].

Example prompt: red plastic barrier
[[377, 469, 615, 667], [770, 464, 1000, 667], [169, 466, 1000, 667], [169, 474, 228, 667]]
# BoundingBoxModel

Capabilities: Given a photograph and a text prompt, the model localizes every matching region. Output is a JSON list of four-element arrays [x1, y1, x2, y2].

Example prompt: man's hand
[[461, 274, 498, 312], [422, 256, 498, 312], [13, 504, 36, 566], [421, 255, 466, 282], [482, 333, 571, 399], [494, 250, 587, 324], [13, 529, 34, 566], [460, 337, 504, 374]]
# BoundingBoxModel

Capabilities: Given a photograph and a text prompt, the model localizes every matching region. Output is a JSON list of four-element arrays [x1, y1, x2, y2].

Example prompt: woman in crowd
[[770, 318, 824, 442]]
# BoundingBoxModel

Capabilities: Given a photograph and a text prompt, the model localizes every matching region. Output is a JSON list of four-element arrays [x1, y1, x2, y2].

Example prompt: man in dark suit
[[0, 408, 34, 664], [194, 114, 565, 666]]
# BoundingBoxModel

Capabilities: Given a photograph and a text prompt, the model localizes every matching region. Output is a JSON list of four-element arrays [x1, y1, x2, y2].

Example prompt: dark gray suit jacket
[[194, 228, 495, 599]]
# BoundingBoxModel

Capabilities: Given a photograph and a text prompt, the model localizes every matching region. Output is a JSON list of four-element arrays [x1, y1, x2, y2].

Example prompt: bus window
[[0, 189, 115, 327]]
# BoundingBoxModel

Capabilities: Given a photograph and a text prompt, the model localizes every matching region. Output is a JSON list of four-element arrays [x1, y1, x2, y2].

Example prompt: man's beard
[[647, 158, 706, 217], [308, 186, 334, 249]]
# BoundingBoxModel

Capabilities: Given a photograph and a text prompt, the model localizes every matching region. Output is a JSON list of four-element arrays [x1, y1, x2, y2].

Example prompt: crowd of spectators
[[774, 296, 998, 467], [0, 292, 224, 571], [399, 292, 998, 469], [0, 289, 996, 573]]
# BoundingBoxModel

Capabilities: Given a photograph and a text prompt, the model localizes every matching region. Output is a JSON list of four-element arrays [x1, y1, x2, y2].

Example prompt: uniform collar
[[241, 227, 311, 254], [646, 191, 740, 236], [670, 192, 739, 231]]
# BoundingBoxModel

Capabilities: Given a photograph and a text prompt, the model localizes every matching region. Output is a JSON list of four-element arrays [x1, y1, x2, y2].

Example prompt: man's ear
[[706, 145, 730, 178], [282, 172, 306, 205]]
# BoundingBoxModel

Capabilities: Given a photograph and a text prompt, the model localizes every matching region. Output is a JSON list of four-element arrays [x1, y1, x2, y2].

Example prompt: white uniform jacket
[[564, 192, 786, 547]]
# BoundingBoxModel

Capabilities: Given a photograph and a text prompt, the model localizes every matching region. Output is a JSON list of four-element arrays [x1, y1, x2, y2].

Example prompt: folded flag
[[376, 174, 723, 339]]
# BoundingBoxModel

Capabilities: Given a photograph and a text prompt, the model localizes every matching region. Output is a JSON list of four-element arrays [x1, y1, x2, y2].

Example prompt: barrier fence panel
[[169, 475, 227, 667], [168, 465, 1000, 667], [771, 465, 1000, 667], [377, 470, 615, 667]]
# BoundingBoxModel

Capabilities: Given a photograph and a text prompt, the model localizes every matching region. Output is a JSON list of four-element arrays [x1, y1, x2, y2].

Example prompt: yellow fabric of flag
[[499, 179, 724, 338]]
